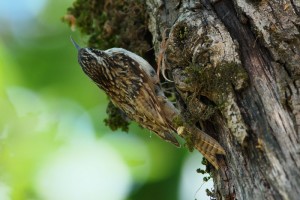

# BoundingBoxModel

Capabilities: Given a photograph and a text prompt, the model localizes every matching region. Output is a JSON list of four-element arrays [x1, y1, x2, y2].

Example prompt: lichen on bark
[[234, 0, 300, 76], [166, 10, 249, 144]]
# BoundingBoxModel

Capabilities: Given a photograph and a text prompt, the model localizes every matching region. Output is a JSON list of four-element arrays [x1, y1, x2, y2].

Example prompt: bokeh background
[[0, 0, 213, 199]]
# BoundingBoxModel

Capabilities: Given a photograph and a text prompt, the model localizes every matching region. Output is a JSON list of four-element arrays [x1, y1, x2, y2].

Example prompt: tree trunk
[[146, 0, 300, 199], [67, 0, 300, 199]]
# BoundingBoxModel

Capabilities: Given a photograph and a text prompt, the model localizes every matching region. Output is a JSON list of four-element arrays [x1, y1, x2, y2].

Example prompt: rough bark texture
[[66, 0, 300, 199], [145, 0, 300, 199]]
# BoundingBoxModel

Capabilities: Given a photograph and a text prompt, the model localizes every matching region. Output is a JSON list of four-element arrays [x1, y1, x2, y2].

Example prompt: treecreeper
[[71, 37, 226, 169]]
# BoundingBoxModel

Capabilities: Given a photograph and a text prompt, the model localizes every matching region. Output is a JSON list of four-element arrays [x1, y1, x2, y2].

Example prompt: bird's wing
[[106, 49, 179, 146]]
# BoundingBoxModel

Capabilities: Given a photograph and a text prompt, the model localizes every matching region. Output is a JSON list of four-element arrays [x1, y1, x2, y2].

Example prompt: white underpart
[[105, 48, 159, 83]]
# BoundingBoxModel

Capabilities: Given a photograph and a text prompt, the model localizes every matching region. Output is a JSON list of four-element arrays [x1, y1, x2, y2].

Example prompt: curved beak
[[70, 36, 81, 51]]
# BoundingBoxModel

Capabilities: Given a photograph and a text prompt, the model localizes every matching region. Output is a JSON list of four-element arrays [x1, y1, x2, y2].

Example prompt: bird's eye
[[150, 70, 156, 77]]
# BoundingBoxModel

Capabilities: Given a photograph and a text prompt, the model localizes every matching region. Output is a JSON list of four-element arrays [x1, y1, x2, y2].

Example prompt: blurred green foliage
[[0, 0, 190, 200], [65, 0, 151, 56]]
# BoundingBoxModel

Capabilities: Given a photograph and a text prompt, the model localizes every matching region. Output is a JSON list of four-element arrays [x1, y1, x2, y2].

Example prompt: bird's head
[[70, 37, 111, 84]]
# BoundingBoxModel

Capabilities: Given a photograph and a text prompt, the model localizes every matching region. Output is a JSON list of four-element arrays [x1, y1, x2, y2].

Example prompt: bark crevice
[[66, 0, 300, 199]]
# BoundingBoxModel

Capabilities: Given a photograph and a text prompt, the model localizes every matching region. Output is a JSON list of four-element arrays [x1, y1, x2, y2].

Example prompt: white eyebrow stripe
[[85, 48, 97, 58], [86, 48, 106, 67]]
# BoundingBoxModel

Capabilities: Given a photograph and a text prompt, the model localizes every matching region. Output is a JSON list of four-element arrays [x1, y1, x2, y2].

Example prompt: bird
[[71, 37, 226, 169]]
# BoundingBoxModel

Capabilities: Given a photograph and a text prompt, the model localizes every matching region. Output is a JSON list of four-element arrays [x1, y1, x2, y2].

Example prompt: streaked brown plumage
[[71, 37, 225, 169]]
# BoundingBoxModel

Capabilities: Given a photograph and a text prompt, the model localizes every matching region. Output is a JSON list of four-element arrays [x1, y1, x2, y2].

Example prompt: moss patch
[[64, 0, 150, 56], [184, 62, 248, 106], [183, 132, 195, 152], [186, 96, 216, 120], [166, 22, 195, 67], [197, 159, 212, 181], [104, 101, 130, 132], [173, 22, 190, 48], [172, 115, 184, 127]]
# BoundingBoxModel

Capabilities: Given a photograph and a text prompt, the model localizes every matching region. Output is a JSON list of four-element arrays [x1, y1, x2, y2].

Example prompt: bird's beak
[[70, 36, 81, 50]]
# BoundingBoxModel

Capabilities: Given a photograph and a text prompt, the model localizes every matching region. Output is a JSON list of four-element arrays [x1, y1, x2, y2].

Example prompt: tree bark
[[145, 0, 300, 199], [67, 0, 300, 199]]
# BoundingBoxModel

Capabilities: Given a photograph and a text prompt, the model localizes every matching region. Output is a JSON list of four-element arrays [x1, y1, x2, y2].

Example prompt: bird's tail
[[178, 126, 225, 169], [194, 129, 225, 169]]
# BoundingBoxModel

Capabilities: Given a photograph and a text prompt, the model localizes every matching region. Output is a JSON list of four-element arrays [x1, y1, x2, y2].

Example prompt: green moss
[[183, 133, 195, 152], [197, 105, 215, 120], [197, 165, 212, 182], [184, 62, 248, 106], [172, 116, 195, 151], [186, 96, 216, 120], [64, 0, 150, 56], [201, 157, 213, 173], [179, 26, 188, 40], [196, 159, 215, 199], [172, 22, 190, 49], [205, 188, 216, 199], [104, 101, 130, 132], [172, 115, 184, 127], [197, 167, 217, 200]]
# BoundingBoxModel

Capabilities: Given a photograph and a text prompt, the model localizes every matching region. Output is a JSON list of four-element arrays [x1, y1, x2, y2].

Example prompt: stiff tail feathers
[[194, 129, 225, 169], [178, 126, 225, 169]]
